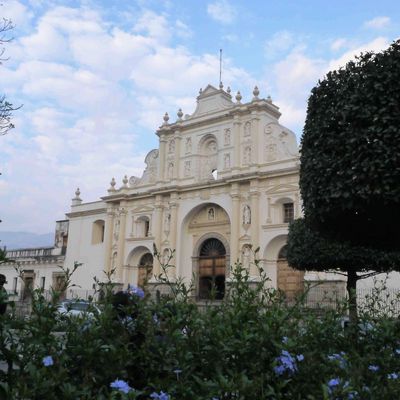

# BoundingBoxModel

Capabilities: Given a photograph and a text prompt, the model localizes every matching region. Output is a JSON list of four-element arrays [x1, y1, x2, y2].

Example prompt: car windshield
[[65, 302, 90, 311]]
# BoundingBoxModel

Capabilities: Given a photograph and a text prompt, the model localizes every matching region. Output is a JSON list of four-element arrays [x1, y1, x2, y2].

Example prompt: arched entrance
[[198, 238, 226, 300], [138, 253, 153, 288], [277, 245, 304, 301]]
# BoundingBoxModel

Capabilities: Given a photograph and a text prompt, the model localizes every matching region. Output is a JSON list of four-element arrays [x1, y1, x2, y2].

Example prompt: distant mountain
[[0, 231, 54, 250]]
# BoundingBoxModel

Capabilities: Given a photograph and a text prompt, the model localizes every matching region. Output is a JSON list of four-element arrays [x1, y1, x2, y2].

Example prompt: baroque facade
[[4, 84, 399, 301], [64, 84, 306, 299]]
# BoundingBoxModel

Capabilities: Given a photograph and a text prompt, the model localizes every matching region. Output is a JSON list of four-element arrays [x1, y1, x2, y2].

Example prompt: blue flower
[[388, 372, 399, 380], [296, 354, 304, 362], [127, 284, 145, 298], [282, 336, 288, 344], [328, 378, 340, 388], [42, 356, 54, 367], [368, 365, 379, 372], [110, 379, 132, 394], [327, 378, 341, 396], [150, 391, 170, 400], [327, 352, 346, 369], [395, 349, 400, 355], [274, 350, 298, 375]]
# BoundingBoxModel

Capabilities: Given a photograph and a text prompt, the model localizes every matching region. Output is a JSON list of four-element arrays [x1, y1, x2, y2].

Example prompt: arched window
[[138, 253, 153, 288], [92, 220, 105, 244], [198, 238, 226, 300]]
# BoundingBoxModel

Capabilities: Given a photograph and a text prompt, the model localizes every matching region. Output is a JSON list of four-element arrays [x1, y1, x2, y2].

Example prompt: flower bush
[[1, 257, 400, 399]]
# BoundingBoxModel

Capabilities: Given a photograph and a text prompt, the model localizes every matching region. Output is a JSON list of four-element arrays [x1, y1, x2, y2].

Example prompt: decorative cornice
[[66, 208, 107, 218]]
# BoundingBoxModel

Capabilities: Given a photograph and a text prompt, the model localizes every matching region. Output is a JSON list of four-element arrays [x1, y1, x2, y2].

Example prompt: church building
[[64, 83, 305, 299]]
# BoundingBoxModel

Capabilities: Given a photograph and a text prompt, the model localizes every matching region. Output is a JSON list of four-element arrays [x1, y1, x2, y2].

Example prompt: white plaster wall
[[64, 213, 107, 288]]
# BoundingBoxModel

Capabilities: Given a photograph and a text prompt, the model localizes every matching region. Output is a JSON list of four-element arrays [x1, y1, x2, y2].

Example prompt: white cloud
[[175, 20, 192, 39], [133, 10, 171, 43], [207, 0, 237, 24], [0, 4, 255, 233], [2, 0, 33, 28], [265, 30, 297, 58], [330, 38, 348, 52], [364, 16, 391, 29], [328, 37, 389, 71], [268, 36, 391, 137]]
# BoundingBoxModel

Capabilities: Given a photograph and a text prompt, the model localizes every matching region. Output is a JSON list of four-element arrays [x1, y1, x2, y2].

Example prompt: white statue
[[243, 205, 251, 225], [164, 212, 171, 233], [185, 137, 192, 153], [224, 129, 231, 145]]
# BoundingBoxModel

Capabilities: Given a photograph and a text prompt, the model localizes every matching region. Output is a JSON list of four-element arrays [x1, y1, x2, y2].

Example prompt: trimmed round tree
[[300, 40, 400, 250], [288, 40, 400, 319]]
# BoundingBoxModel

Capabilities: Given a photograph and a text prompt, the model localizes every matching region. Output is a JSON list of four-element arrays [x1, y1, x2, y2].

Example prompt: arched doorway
[[277, 245, 304, 301], [138, 253, 153, 288], [198, 238, 226, 300]]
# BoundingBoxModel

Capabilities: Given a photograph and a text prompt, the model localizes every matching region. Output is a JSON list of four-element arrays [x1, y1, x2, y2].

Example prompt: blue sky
[[0, 0, 399, 234]]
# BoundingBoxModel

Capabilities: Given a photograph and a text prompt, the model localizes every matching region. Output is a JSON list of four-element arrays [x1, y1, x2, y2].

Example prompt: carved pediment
[[189, 205, 229, 229], [129, 149, 159, 187], [264, 123, 298, 162], [265, 184, 299, 195], [190, 84, 233, 118], [132, 205, 154, 214]]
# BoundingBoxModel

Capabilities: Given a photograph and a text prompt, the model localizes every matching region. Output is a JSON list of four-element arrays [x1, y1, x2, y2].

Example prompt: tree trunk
[[346, 269, 358, 324]]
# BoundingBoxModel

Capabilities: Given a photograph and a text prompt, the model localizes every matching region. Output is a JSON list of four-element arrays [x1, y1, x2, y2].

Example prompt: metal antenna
[[219, 49, 222, 87]]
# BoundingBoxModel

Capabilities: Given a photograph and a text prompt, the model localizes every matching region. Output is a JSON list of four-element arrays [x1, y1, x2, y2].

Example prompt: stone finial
[[122, 175, 128, 188], [226, 86, 231, 94], [163, 112, 169, 125], [199, 88, 203, 95], [177, 108, 183, 121], [72, 187, 82, 206], [108, 177, 116, 192], [267, 95, 272, 103], [235, 91, 242, 104], [252, 86, 260, 100], [219, 81, 223, 90]]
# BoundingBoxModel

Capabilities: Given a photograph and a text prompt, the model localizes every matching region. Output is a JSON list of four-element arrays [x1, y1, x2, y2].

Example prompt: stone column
[[174, 132, 181, 180], [251, 111, 260, 165], [153, 195, 163, 276], [250, 180, 260, 276], [168, 193, 179, 279], [158, 134, 167, 182], [267, 197, 272, 223], [116, 207, 127, 283], [104, 209, 115, 274], [230, 183, 240, 266], [232, 116, 241, 172]]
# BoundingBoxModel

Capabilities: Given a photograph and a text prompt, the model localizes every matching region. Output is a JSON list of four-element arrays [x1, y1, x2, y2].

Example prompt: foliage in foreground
[[1, 259, 400, 399]]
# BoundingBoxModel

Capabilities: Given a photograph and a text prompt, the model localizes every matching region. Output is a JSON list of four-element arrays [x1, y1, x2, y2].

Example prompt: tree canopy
[[300, 40, 400, 251], [287, 41, 400, 318]]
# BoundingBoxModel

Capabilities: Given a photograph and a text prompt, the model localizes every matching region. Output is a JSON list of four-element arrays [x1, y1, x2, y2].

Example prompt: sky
[[0, 0, 399, 234]]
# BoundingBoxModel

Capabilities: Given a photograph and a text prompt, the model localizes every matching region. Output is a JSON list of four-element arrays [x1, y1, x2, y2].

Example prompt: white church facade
[[5, 83, 398, 302], [64, 84, 306, 299]]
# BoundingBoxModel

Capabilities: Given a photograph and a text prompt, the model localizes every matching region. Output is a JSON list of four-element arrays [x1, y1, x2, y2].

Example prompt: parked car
[[57, 300, 101, 319]]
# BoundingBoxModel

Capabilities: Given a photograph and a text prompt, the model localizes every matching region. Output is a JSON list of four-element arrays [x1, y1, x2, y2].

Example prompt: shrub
[[1, 259, 400, 399]]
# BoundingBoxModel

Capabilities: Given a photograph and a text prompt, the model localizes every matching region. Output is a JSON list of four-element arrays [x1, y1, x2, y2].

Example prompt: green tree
[[287, 40, 400, 320]]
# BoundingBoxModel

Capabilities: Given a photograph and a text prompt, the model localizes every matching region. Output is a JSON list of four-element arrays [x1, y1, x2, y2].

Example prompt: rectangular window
[[40, 276, 46, 290], [13, 277, 18, 293], [283, 203, 294, 223]]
